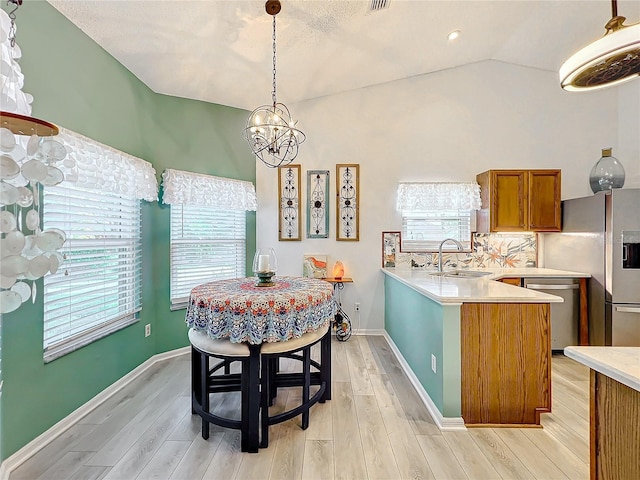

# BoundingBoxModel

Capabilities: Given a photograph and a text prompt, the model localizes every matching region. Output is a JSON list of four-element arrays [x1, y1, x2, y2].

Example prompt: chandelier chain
[[7, 0, 22, 47], [272, 14, 277, 106]]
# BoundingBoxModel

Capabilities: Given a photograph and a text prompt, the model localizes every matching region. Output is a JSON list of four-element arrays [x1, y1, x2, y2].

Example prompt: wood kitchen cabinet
[[476, 169, 561, 232], [460, 302, 551, 426]]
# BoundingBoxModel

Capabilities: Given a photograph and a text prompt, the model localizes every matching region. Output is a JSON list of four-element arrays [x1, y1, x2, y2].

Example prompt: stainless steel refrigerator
[[542, 188, 640, 346]]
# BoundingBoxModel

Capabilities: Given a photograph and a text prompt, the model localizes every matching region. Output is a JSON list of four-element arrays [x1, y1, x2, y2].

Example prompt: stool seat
[[188, 329, 250, 357], [260, 327, 327, 354]]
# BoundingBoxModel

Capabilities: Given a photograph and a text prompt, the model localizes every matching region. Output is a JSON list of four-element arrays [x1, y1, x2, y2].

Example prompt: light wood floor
[[9, 336, 590, 480]]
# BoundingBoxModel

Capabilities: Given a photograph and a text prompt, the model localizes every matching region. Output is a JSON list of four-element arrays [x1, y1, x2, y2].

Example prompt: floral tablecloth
[[185, 276, 337, 344]]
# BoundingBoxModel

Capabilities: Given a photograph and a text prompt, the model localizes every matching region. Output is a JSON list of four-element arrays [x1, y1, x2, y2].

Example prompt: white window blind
[[43, 184, 142, 362], [170, 205, 246, 309], [401, 209, 474, 252]]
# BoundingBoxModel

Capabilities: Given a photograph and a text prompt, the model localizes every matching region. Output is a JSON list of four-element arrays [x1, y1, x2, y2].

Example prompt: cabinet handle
[[525, 284, 579, 290], [615, 306, 640, 314]]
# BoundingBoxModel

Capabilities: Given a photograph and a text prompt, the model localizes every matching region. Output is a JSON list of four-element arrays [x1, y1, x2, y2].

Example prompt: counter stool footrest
[[267, 383, 326, 426]]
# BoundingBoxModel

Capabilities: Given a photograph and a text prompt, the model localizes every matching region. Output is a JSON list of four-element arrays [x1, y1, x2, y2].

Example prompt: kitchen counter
[[564, 346, 640, 392], [383, 266, 591, 429], [563, 346, 640, 479], [381, 267, 589, 305]]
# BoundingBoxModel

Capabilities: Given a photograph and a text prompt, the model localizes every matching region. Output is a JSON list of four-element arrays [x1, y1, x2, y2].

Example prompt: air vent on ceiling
[[369, 0, 390, 12]]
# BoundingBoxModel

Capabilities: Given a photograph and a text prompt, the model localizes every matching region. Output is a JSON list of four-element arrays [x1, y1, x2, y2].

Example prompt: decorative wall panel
[[336, 164, 359, 241], [278, 164, 301, 241], [307, 170, 329, 238]]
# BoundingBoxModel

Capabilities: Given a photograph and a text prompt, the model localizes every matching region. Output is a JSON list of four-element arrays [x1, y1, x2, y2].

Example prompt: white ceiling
[[47, 0, 640, 111]]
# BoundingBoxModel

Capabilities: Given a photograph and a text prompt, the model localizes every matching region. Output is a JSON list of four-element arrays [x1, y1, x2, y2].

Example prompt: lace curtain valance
[[57, 128, 158, 201], [161, 169, 257, 211], [396, 182, 482, 211]]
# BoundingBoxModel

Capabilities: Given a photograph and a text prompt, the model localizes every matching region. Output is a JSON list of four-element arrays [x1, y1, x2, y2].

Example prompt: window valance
[[161, 169, 257, 211], [396, 182, 482, 211], [57, 128, 158, 202]]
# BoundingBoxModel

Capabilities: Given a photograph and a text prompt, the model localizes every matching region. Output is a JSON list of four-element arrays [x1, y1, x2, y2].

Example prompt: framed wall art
[[382, 231, 401, 267], [278, 164, 301, 241], [307, 170, 329, 238], [336, 164, 359, 241]]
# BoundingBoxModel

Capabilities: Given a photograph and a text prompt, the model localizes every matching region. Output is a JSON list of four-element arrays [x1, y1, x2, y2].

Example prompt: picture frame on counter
[[306, 170, 330, 238], [382, 231, 401, 267], [302, 254, 328, 278], [336, 164, 359, 241], [278, 164, 302, 241]]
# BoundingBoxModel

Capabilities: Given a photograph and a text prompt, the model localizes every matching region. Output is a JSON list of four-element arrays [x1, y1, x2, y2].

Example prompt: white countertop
[[564, 347, 640, 392], [381, 267, 584, 305], [469, 267, 590, 279]]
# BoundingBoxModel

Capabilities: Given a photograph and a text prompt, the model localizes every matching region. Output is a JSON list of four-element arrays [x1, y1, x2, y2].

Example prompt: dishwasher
[[524, 278, 580, 352]]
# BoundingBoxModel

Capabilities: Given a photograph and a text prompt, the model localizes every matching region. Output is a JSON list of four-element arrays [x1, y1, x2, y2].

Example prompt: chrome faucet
[[438, 238, 463, 272]]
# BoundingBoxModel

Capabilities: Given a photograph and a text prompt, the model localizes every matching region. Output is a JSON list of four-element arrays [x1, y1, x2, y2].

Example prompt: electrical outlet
[[145, 324, 151, 337], [431, 354, 437, 373], [354, 302, 360, 312]]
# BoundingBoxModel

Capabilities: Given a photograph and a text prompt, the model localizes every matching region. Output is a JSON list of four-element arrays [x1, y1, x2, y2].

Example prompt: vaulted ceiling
[[47, 0, 640, 111]]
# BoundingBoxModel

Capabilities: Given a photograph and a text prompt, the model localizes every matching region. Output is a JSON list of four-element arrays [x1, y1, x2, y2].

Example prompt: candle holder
[[253, 248, 278, 287]]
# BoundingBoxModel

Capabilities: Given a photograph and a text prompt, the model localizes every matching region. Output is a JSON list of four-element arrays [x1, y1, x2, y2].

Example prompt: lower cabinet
[[460, 302, 551, 426], [590, 371, 640, 480]]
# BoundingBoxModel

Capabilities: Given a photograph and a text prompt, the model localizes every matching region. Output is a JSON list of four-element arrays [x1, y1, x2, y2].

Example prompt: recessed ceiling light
[[448, 30, 460, 41]]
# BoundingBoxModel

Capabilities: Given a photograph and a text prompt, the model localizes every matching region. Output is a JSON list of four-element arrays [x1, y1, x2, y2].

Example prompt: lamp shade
[[333, 261, 344, 280]]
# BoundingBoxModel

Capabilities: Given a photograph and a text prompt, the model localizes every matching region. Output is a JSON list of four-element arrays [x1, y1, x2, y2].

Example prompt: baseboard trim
[[0, 346, 190, 480], [381, 332, 466, 431]]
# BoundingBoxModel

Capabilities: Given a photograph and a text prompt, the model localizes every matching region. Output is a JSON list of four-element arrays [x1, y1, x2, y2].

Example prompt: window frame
[[42, 183, 142, 363], [169, 204, 247, 310], [400, 208, 475, 253]]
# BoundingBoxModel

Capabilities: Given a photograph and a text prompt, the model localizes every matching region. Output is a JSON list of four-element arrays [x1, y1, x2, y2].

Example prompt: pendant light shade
[[245, 0, 305, 168], [560, 0, 640, 91]]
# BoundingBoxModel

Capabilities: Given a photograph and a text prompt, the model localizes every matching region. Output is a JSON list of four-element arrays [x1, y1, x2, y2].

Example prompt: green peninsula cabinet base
[[461, 303, 551, 426]]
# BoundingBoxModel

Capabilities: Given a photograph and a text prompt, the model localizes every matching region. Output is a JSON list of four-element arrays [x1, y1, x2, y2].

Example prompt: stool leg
[[200, 351, 210, 440], [269, 357, 278, 405], [191, 346, 199, 414], [320, 328, 332, 402], [260, 354, 270, 448], [242, 345, 261, 453], [301, 346, 311, 430]]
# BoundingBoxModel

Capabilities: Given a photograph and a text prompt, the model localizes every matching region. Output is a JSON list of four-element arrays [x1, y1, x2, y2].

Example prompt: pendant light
[[559, 0, 640, 91], [244, 0, 305, 168]]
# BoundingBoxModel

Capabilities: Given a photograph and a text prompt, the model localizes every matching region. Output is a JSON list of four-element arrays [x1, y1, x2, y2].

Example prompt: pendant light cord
[[272, 15, 277, 107], [611, 0, 617, 18]]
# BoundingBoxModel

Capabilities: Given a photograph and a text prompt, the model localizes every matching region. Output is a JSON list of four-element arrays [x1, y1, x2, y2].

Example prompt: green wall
[[384, 275, 461, 418], [0, 1, 255, 460]]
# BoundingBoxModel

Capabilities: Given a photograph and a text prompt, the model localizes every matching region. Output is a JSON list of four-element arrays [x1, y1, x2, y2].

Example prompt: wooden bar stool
[[259, 325, 331, 448], [188, 328, 261, 453]]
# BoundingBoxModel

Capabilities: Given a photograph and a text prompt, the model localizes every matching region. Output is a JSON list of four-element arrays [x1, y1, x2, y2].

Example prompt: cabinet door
[[528, 170, 561, 231], [499, 277, 522, 286], [491, 171, 527, 231]]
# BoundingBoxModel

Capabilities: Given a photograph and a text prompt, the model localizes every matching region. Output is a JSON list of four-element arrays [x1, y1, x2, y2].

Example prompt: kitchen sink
[[428, 270, 492, 278]]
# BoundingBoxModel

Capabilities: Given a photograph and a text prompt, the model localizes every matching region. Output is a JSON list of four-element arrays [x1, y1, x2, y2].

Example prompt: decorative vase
[[252, 248, 277, 287], [589, 148, 625, 194]]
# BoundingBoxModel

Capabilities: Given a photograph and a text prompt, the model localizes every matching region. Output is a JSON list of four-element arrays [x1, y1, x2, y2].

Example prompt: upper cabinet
[[476, 169, 561, 232]]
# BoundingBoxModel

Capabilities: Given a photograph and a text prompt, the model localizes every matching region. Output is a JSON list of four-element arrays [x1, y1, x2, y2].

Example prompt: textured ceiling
[[47, 0, 640, 111]]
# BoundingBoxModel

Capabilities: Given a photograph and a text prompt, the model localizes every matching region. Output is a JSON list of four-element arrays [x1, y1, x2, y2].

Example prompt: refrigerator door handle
[[615, 306, 640, 314], [623, 244, 628, 262], [525, 284, 579, 290]]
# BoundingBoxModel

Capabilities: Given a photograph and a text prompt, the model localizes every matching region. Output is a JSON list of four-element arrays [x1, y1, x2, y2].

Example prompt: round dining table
[[185, 275, 337, 343], [185, 275, 337, 452]]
